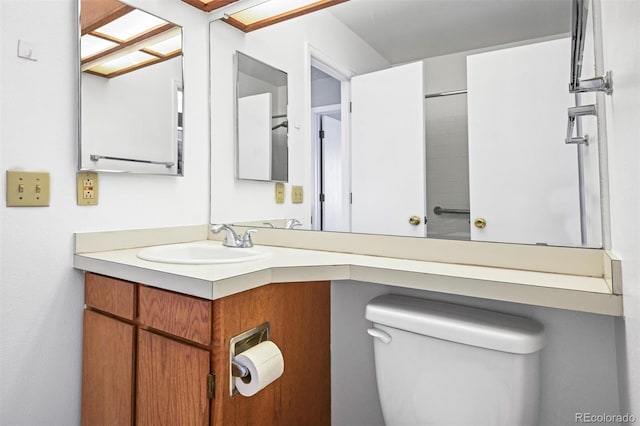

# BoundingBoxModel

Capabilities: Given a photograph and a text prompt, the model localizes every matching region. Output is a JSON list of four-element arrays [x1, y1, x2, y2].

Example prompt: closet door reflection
[[351, 62, 427, 238]]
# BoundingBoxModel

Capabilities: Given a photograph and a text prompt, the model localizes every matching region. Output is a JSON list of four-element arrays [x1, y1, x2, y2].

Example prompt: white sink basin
[[137, 241, 270, 265]]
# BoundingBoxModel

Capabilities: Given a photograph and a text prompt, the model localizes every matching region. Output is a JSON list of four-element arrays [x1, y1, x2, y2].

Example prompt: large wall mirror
[[79, 0, 184, 175], [210, 0, 605, 248], [236, 51, 289, 182]]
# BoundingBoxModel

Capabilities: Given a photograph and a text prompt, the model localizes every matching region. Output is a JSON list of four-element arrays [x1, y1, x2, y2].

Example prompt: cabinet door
[[467, 38, 580, 245], [351, 61, 427, 237], [82, 310, 134, 426], [212, 281, 331, 426], [136, 329, 210, 426]]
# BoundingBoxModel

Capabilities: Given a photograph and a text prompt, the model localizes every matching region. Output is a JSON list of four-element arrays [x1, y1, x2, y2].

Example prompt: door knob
[[409, 215, 421, 226], [474, 217, 487, 229]]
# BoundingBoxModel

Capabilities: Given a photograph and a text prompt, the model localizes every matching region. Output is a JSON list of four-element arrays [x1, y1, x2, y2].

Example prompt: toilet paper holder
[[229, 322, 270, 396]]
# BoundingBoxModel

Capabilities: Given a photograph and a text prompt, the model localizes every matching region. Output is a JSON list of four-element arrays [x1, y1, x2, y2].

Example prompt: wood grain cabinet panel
[[138, 285, 212, 346], [136, 329, 210, 426], [85, 272, 135, 320], [81, 310, 134, 426], [212, 281, 331, 426], [82, 275, 331, 425]]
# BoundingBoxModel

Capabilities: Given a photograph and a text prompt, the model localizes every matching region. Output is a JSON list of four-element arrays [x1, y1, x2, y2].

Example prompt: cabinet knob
[[408, 215, 421, 226]]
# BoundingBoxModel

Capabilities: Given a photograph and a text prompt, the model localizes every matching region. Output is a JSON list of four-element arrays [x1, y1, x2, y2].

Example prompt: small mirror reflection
[[79, 0, 184, 175], [236, 51, 289, 182]]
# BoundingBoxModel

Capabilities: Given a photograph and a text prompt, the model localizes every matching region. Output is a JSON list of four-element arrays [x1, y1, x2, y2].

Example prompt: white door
[[321, 114, 347, 232], [351, 61, 427, 237], [467, 38, 580, 245]]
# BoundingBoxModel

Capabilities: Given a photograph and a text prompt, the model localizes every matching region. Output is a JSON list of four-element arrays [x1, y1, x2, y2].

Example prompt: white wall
[[209, 11, 388, 226], [311, 73, 341, 108], [0, 1, 210, 424], [600, 0, 640, 416], [332, 281, 621, 426]]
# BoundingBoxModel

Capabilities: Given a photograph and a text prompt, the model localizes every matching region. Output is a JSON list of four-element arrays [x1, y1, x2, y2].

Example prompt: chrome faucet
[[211, 224, 257, 248], [285, 218, 302, 229]]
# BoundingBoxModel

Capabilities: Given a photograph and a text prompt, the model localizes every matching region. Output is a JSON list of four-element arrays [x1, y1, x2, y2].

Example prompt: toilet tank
[[366, 295, 546, 426]]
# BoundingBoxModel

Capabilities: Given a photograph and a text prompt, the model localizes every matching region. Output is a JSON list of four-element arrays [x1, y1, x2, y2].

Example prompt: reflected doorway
[[310, 64, 350, 231]]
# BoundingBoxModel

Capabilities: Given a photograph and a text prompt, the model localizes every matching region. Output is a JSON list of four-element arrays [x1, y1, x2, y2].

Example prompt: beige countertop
[[73, 225, 623, 316]]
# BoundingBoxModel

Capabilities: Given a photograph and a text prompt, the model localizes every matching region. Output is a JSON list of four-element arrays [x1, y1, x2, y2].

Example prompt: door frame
[[305, 43, 353, 231], [312, 105, 341, 230]]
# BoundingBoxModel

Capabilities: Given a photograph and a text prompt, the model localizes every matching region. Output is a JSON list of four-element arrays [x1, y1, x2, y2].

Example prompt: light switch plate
[[77, 172, 99, 206], [275, 182, 285, 204], [291, 185, 303, 204], [6, 170, 50, 207]]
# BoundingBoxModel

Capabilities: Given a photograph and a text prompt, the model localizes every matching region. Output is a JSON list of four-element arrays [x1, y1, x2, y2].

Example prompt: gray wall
[[332, 280, 621, 426]]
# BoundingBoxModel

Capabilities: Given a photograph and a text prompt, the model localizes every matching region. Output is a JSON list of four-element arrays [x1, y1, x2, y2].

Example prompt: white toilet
[[366, 295, 546, 426]]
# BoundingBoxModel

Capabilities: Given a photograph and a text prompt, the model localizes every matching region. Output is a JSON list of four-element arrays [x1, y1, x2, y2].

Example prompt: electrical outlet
[[77, 172, 98, 205], [291, 185, 303, 204], [6, 170, 50, 207], [275, 182, 285, 204]]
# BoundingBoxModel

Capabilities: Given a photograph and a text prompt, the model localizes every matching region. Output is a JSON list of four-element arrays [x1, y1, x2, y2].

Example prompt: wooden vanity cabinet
[[212, 281, 331, 426], [136, 329, 211, 425], [81, 273, 330, 426], [82, 274, 136, 426], [136, 285, 213, 426]]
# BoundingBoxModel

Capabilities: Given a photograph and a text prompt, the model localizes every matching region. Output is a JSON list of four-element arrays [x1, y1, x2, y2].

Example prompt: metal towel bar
[[433, 206, 470, 215], [90, 154, 174, 168], [569, 0, 613, 94]]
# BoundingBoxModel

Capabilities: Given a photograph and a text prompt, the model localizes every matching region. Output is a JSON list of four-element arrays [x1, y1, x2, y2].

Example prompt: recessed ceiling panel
[[95, 9, 168, 41], [81, 34, 118, 60], [146, 34, 182, 55], [90, 50, 156, 75]]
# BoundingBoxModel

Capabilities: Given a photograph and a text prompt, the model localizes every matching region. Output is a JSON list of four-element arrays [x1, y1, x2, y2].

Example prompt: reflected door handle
[[409, 215, 421, 226], [474, 217, 487, 229]]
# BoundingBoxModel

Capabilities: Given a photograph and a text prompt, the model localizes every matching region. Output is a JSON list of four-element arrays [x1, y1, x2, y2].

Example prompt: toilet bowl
[[366, 295, 546, 426]]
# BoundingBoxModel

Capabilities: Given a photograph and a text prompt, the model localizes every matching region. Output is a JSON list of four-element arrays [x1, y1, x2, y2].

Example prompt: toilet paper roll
[[234, 340, 284, 397]]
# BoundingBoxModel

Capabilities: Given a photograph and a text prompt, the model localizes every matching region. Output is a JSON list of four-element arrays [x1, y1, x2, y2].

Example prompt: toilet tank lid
[[366, 295, 545, 354]]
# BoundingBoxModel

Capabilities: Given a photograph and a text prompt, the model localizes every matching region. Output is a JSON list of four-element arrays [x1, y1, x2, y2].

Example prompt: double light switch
[[6, 170, 50, 207]]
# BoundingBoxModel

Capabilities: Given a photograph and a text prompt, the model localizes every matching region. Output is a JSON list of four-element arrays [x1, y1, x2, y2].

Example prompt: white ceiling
[[327, 0, 572, 64]]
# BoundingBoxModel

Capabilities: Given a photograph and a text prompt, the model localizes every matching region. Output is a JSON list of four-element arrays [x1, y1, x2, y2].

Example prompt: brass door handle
[[409, 215, 421, 226], [474, 217, 487, 229]]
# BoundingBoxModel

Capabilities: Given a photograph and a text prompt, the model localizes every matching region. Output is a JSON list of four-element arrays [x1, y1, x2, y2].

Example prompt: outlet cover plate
[[292, 185, 303, 204], [77, 172, 99, 206], [275, 182, 285, 204], [6, 170, 50, 207]]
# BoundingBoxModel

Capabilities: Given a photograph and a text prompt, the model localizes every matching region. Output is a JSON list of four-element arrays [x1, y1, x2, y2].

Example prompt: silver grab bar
[[90, 154, 174, 168], [433, 206, 470, 215], [569, 0, 613, 94], [425, 89, 467, 99]]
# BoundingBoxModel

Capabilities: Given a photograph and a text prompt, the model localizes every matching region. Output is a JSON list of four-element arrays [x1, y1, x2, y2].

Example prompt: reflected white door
[[351, 61, 427, 237], [467, 38, 580, 245], [321, 114, 347, 232]]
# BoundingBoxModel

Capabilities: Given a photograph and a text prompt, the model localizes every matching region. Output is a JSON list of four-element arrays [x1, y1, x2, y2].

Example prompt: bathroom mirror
[[210, 0, 604, 248], [79, 0, 184, 175], [236, 52, 289, 182]]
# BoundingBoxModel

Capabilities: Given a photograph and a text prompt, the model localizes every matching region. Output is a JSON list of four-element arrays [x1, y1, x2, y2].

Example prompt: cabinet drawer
[[85, 273, 136, 320], [138, 285, 211, 346]]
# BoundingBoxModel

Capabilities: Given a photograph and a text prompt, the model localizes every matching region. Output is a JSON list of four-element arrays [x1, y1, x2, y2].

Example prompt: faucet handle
[[211, 224, 242, 247], [241, 228, 258, 247], [285, 218, 302, 229]]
